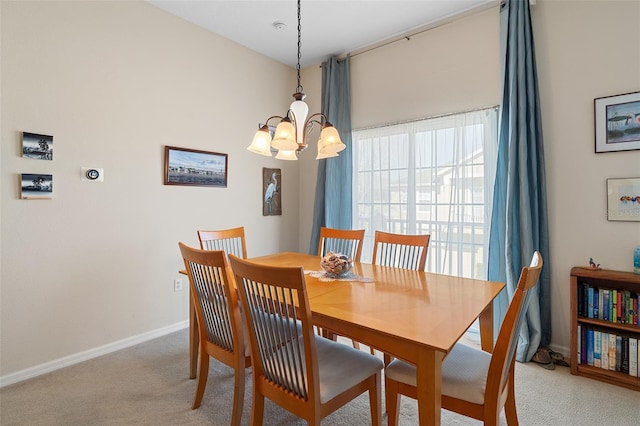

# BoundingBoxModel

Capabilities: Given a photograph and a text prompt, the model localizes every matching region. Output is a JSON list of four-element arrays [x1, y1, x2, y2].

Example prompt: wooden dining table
[[187, 251, 504, 425]]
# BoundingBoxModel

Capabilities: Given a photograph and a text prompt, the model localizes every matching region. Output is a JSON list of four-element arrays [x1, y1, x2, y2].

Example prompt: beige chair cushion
[[385, 342, 491, 405], [266, 335, 383, 404]]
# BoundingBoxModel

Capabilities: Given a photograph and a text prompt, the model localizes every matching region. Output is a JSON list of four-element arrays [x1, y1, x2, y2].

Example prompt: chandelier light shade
[[247, 0, 344, 161]]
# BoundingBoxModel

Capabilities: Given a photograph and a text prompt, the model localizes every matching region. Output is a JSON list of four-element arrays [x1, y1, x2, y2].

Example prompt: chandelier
[[247, 0, 345, 160]]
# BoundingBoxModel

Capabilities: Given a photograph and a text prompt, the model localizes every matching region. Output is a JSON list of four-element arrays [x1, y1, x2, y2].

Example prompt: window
[[352, 108, 498, 279]]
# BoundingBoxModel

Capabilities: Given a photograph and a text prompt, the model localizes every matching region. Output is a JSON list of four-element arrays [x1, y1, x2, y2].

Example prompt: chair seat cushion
[[315, 336, 384, 403], [266, 336, 383, 404], [385, 343, 491, 405]]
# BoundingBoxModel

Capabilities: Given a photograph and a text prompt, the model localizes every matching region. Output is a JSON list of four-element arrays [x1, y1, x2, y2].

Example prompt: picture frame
[[594, 91, 640, 153], [22, 132, 53, 160], [164, 146, 228, 187], [21, 173, 53, 199], [606, 177, 640, 222], [262, 167, 281, 216]]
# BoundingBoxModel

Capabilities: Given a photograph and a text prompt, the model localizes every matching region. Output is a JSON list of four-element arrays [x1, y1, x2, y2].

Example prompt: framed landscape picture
[[21, 173, 53, 199], [164, 146, 228, 187], [22, 132, 53, 160], [607, 177, 640, 222], [595, 91, 640, 153]]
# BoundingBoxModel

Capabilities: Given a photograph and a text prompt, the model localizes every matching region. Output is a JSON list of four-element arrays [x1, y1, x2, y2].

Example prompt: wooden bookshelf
[[570, 267, 640, 391]]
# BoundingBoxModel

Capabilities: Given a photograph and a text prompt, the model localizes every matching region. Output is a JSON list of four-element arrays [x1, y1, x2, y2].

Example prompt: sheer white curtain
[[352, 108, 498, 280]]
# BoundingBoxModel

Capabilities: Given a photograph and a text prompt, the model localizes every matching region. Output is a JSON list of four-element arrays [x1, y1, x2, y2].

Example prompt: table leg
[[189, 292, 198, 379], [416, 349, 444, 425], [478, 303, 494, 353]]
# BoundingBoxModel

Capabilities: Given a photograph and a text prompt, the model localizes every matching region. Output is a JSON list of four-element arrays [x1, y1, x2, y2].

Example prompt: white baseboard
[[0, 320, 189, 388]]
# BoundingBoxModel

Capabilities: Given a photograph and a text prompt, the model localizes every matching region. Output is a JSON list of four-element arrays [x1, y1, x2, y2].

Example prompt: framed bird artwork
[[262, 167, 281, 216]]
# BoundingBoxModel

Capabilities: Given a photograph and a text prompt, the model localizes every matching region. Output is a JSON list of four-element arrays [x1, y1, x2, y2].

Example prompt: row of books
[[577, 325, 639, 377], [577, 282, 639, 326]]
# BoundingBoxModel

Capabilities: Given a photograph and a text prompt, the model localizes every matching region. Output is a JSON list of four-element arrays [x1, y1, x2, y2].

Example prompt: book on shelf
[[612, 289, 617, 324], [588, 286, 594, 319], [630, 338, 638, 377], [617, 290, 623, 323], [609, 333, 617, 371], [616, 335, 622, 372], [601, 332, 609, 371], [587, 329, 594, 366], [581, 326, 588, 365], [577, 325, 581, 364], [622, 336, 630, 374], [594, 330, 601, 367], [602, 289, 610, 321]]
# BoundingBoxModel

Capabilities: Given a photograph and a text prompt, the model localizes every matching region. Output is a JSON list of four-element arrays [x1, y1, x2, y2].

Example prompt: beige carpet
[[1, 329, 638, 425]]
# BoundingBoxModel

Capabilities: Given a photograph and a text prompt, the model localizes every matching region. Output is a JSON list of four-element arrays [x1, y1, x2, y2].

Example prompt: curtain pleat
[[488, 0, 551, 362], [309, 56, 353, 254]]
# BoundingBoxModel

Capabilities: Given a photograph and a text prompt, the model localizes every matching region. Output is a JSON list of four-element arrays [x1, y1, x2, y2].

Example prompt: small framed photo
[[594, 91, 640, 153], [607, 177, 640, 222], [22, 132, 53, 160], [21, 173, 53, 199], [262, 168, 281, 216], [164, 146, 228, 187]]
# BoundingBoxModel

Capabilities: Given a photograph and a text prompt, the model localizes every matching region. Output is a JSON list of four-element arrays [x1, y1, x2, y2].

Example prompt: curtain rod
[[353, 105, 499, 132], [330, 1, 500, 64]]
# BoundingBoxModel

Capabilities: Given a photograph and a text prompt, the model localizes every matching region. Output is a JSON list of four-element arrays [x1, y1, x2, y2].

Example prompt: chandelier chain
[[296, 0, 303, 93]]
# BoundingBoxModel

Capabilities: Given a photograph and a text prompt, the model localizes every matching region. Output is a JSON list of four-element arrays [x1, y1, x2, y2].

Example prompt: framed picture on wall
[[607, 177, 640, 222], [263, 167, 281, 216], [22, 132, 53, 160], [21, 173, 53, 199], [594, 91, 640, 153], [164, 146, 228, 187]]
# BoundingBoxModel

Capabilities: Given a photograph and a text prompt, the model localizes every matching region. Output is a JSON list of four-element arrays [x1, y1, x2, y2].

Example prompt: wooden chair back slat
[[317, 227, 365, 262], [372, 231, 430, 271], [198, 227, 247, 259]]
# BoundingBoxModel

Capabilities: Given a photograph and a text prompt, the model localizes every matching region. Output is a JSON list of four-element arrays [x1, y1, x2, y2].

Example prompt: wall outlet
[[173, 278, 184, 292]]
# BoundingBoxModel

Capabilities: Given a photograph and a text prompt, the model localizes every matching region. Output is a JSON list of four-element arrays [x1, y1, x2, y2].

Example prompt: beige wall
[[0, 1, 298, 380], [2, 0, 640, 383]]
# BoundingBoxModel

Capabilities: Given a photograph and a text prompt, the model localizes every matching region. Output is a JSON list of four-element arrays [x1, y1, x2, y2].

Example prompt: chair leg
[[192, 353, 209, 409], [250, 390, 265, 426], [384, 376, 401, 426], [230, 366, 246, 426], [352, 340, 361, 350], [369, 372, 382, 426]]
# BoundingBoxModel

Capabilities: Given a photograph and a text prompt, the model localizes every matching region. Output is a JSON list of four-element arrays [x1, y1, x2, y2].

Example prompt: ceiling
[[147, 0, 497, 68]]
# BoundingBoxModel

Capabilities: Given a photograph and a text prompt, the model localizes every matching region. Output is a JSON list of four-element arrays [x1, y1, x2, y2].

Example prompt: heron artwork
[[262, 168, 281, 216]]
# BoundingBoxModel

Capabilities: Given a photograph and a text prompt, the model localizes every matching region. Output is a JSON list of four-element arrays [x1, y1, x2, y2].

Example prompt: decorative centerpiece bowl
[[320, 251, 354, 277]]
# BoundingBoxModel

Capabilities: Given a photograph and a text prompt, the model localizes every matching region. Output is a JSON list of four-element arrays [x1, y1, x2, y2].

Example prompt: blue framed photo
[[595, 91, 640, 153]]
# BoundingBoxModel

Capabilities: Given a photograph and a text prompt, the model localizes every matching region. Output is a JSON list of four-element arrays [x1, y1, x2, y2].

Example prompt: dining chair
[[384, 251, 543, 426], [317, 227, 365, 262], [371, 230, 430, 271], [316, 226, 365, 348], [369, 230, 430, 359], [197, 226, 247, 259], [228, 254, 384, 426], [178, 243, 251, 425]]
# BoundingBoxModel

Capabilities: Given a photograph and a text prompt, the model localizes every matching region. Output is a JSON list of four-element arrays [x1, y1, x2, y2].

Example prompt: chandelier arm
[[305, 112, 328, 125], [263, 115, 286, 126]]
